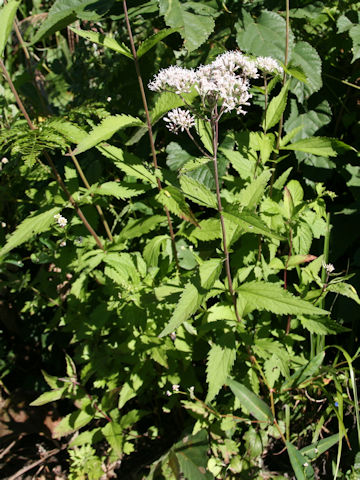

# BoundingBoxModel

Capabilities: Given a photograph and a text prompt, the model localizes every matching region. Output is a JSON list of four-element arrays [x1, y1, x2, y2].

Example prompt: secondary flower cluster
[[148, 51, 283, 134]]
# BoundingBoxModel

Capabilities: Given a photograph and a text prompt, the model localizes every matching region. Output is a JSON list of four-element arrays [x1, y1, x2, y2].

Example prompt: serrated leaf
[[180, 175, 217, 209], [54, 408, 94, 438], [195, 118, 213, 154], [287, 442, 315, 480], [157, 186, 198, 226], [143, 235, 169, 267], [236, 10, 294, 61], [0, 207, 60, 258], [159, 282, 201, 337], [223, 210, 285, 241], [199, 258, 222, 290], [151, 91, 198, 125], [0, 0, 21, 58], [227, 378, 273, 422], [92, 181, 145, 199], [159, 0, 215, 52], [52, 120, 88, 143], [72, 115, 143, 155], [237, 281, 328, 316], [137, 27, 179, 58], [30, 388, 66, 406], [70, 27, 132, 58], [98, 145, 157, 185], [173, 430, 214, 480], [327, 282, 360, 305], [264, 354, 281, 388], [281, 137, 337, 157], [118, 215, 166, 241], [238, 170, 272, 209], [102, 422, 123, 456], [263, 81, 289, 131], [289, 41, 322, 102], [189, 218, 221, 242], [206, 333, 236, 402]]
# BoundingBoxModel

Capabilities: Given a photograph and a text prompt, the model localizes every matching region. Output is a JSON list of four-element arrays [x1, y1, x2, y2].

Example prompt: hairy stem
[[211, 113, 241, 323], [0, 58, 105, 251], [123, 0, 179, 271]]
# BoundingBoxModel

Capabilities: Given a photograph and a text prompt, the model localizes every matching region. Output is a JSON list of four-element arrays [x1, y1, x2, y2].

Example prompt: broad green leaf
[[281, 137, 337, 157], [70, 428, 102, 447], [220, 148, 254, 180], [151, 91, 198, 125], [70, 28, 132, 58], [92, 181, 145, 199], [327, 282, 360, 305], [238, 170, 272, 209], [237, 282, 328, 316], [195, 118, 213, 155], [227, 378, 273, 422], [189, 218, 221, 243], [102, 422, 124, 456], [287, 442, 315, 480], [284, 99, 332, 143], [118, 215, 166, 241], [52, 120, 87, 143], [282, 352, 325, 391], [159, 282, 201, 337], [72, 115, 143, 155], [223, 210, 285, 241], [157, 186, 198, 226], [143, 235, 169, 267], [159, 0, 215, 52], [0, 0, 21, 58], [173, 430, 214, 480], [137, 27, 179, 58], [349, 25, 360, 62], [262, 81, 289, 131], [289, 41, 322, 102], [98, 145, 157, 185], [0, 207, 60, 258], [31, 0, 112, 44], [54, 408, 94, 438], [206, 333, 236, 402], [300, 434, 340, 461], [30, 388, 66, 406], [180, 175, 217, 209], [236, 10, 294, 61], [199, 258, 222, 290]]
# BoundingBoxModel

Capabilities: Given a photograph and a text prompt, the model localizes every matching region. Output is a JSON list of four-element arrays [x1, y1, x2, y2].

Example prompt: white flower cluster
[[164, 108, 195, 134], [54, 213, 67, 228], [322, 261, 335, 274], [149, 51, 282, 133], [256, 56, 283, 75]]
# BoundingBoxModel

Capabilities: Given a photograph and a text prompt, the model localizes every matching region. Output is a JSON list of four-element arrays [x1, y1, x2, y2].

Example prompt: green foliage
[[0, 0, 21, 58]]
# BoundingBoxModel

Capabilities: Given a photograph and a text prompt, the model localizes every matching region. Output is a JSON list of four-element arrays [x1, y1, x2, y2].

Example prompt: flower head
[[54, 213, 68, 228], [322, 261, 335, 274], [148, 66, 197, 94], [164, 108, 195, 134], [256, 56, 283, 76], [172, 384, 180, 392]]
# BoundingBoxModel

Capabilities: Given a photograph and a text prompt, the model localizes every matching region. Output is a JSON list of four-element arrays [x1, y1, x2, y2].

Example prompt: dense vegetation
[[0, 0, 360, 478]]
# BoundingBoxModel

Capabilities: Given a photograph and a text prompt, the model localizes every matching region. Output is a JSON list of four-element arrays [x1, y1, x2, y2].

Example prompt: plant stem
[[0, 58, 105, 251], [123, 0, 179, 271], [211, 113, 241, 323]]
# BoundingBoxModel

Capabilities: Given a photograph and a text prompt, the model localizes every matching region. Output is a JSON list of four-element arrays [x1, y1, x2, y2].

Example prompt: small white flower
[[1, 157, 9, 164], [148, 66, 197, 94], [256, 56, 283, 76], [60, 240, 67, 247], [322, 261, 335, 274], [303, 462, 309, 467], [106, 96, 112, 102], [172, 384, 180, 392], [54, 213, 68, 228], [188, 386, 195, 398], [164, 108, 195, 134], [166, 390, 172, 397], [170, 332, 176, 341], [1, 222, 6, 228]]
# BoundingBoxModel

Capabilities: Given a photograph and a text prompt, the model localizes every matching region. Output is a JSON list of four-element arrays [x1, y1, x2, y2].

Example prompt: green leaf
[[180, 175, 217, 209], [236, 10, 294, 61], [238, 170, 272, 209], [300, 434, 340, 461], [199, 258, 222, 290], [30, 388, 66, 406], [92, 181, 145, 199], [52, 120, 88, 143], [143, 235, 169, 267], [118, 215, 166, 241], [287, 442, 315, 480], [31, 0, 111, 44], [189, 218, 221, 243], [206, 333, 236, 402], [70, 27, 132, 58], [220, 148, 254, 180], [237, 282, 328, 316], [349, 25, 360, 62], [98, 145, 157, 185], [72, 115, 143, 155], [289, 41, 322, 102], [195, 118, 213, 154], [102, 421, 124, 456], [173, 430, 214, 480], [159, 282, 201, 337], [262, 81, 289, 131], [223, 210, 285, 241], [54, 408, 94, 438], [159, 0, 215, 52], [281, 137, 338, 157], [157, 186, 198, 226], [0, 207, 60, 258], [151, 91, 198, 125], [327, 282, 360, 305], [282, 352, 325, 391], [0, 0, 21, 58], [227, 378, 273, 422], [137, 27, 179, 58]]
